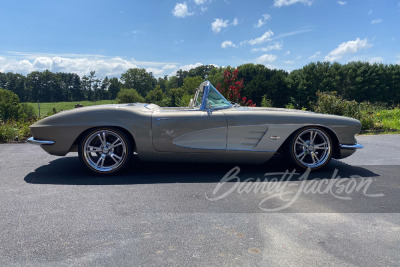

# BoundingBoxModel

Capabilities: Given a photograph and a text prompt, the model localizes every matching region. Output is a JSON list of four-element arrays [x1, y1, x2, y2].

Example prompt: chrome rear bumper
[[27, 137, 55, 145], [340, 143, 364, 150]]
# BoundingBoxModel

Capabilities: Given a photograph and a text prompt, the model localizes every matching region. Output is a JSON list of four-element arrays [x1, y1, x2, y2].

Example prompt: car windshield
[[193, 82, 231, 110], [206, 84, 231, 109]]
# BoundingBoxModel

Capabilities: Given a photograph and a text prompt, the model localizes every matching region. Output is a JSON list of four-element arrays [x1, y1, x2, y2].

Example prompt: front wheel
[[78, 128, 132, 175], [288, 127, 333, 170]]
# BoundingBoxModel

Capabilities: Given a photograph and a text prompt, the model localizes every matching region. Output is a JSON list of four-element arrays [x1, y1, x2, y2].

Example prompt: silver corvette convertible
[[28, 81, 363, 174]]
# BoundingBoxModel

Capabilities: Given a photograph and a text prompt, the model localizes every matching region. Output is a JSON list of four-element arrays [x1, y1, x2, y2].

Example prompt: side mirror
[[207, 103, 213, 115]]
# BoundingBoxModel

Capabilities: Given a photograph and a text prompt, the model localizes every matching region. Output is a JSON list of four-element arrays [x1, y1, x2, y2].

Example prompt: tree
[[116, 88, 144, 103], [187, 65, 216, 79], [182, 76, 203, 95], [168, 88, 185, 107], [145, 85, 167, 106], [121, 68, 157, 97], [0, 89, 24, 121], [216, 67, 255, 106], [108, 77, 122, 100]]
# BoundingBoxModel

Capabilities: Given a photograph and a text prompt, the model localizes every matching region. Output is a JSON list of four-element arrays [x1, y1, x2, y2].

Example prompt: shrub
[[20, 103, 36, 119], [313, 91, 361, 119], [261, 95, 273, 107], [0, 122, 19, 142], [0, 89, 24, 121], [116, 88, 145, 104]]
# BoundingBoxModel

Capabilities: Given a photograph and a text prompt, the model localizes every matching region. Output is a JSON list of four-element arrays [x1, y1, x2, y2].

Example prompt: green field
[[25, 100, 116, 117]]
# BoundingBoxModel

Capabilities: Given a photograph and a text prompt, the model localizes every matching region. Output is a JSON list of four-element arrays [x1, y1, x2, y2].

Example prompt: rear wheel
[[288, 127, 332, 170], [78, 128, 132, 175]]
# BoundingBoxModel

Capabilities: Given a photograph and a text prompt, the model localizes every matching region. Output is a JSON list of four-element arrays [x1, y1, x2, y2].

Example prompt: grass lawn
[[24, 100, 116, 117]]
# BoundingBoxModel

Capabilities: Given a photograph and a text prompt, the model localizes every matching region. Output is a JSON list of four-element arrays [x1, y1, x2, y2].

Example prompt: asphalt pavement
[[0, 135, 399, 266]]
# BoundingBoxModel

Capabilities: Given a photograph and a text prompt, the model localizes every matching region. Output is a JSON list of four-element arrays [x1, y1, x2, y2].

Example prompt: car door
[[151, 109, 227, 152]]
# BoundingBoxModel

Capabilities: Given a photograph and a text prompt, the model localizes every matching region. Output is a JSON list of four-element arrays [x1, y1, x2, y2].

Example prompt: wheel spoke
[[88, 145, 102, 152], [296, 151, 306, 159], [310, 131, 317, 144], [110, 153, 122, 163], [96, 155, 105, 167], [296, 141, 306, 147], [110, 138, 122, 149], [314, 142, 328, 149], [98, 132, 107, 146], [300, 152, 307, 161]]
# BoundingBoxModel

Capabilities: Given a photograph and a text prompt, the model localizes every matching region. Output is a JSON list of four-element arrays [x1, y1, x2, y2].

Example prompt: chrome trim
[[340, 143, 364, 150], [27, 137, 55, 145]]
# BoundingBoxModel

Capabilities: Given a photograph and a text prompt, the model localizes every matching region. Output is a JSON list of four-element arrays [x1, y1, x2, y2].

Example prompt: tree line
[[1, 61, 400, 108]]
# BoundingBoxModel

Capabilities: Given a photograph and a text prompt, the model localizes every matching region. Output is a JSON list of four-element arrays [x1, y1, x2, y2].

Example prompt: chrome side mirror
[[207, 103, 213, 115]]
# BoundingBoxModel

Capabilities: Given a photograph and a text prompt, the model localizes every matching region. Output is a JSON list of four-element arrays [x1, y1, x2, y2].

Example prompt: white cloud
[[324, 38, 372, 62], [284, 60, 295, 64], [232, 17, 239, 26], [211, 18, 229, 33], [254, 14, 271, 28], [371, 19, 382, 24], [251, 42, 282, 52], [368, 9, 373, 15], [167, 63, 204, 76], [0, 52, 224, 79], [146, 67, 164, 76], [255, 54, 277, 64], [247, 30, 274, 45], [274, 0, 312, 7], [309, 51, 321, 59], [0, 52, 188, 78], [337, 1, 347, 5], [163, 64, 178, 69], [194, 0, 207, 4], [221, 41, 237, 48], [369, 57, 383, 63], [284, 51, 291, 56], [274, 28, 312, 39], [172, 2, 193, 18]]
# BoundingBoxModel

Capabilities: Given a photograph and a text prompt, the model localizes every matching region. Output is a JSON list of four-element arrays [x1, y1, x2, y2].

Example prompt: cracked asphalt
[[0, 134, 399, 266]]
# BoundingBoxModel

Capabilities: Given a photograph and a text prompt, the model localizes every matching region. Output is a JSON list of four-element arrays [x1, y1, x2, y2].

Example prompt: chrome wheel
[[80, 129, 130, 173], [291, 128, 332, 169]]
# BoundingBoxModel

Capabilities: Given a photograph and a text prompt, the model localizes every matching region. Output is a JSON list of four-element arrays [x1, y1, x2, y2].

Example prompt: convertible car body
[[28, 81, 363, 174]]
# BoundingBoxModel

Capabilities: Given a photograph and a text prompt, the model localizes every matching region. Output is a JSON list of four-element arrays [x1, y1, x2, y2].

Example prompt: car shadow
[[24, 156, 379, 185]]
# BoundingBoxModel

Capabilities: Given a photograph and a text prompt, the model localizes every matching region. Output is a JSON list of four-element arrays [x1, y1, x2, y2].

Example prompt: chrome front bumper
[[340, 143, 364, 150], [27, 137, 55, 145], [338, 143, 363, 159]]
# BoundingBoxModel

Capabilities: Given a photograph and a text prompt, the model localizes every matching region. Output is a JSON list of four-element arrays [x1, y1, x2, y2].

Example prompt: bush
[[116, 88, 144, 104], [313, 91, 361, 119], [261, 95, 273, 107], [20, 103, 36, 119], [0, 88, 24, 121], [0, 122, 19, 142]]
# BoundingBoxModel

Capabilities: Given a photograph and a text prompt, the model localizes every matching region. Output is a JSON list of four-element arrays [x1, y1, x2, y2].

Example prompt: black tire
[[287, 127, 333, 170], [78, 127, 132, 175]]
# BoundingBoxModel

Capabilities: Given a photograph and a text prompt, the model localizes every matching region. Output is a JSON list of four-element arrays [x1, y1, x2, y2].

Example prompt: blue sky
[[0, 0, 399, 78]]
